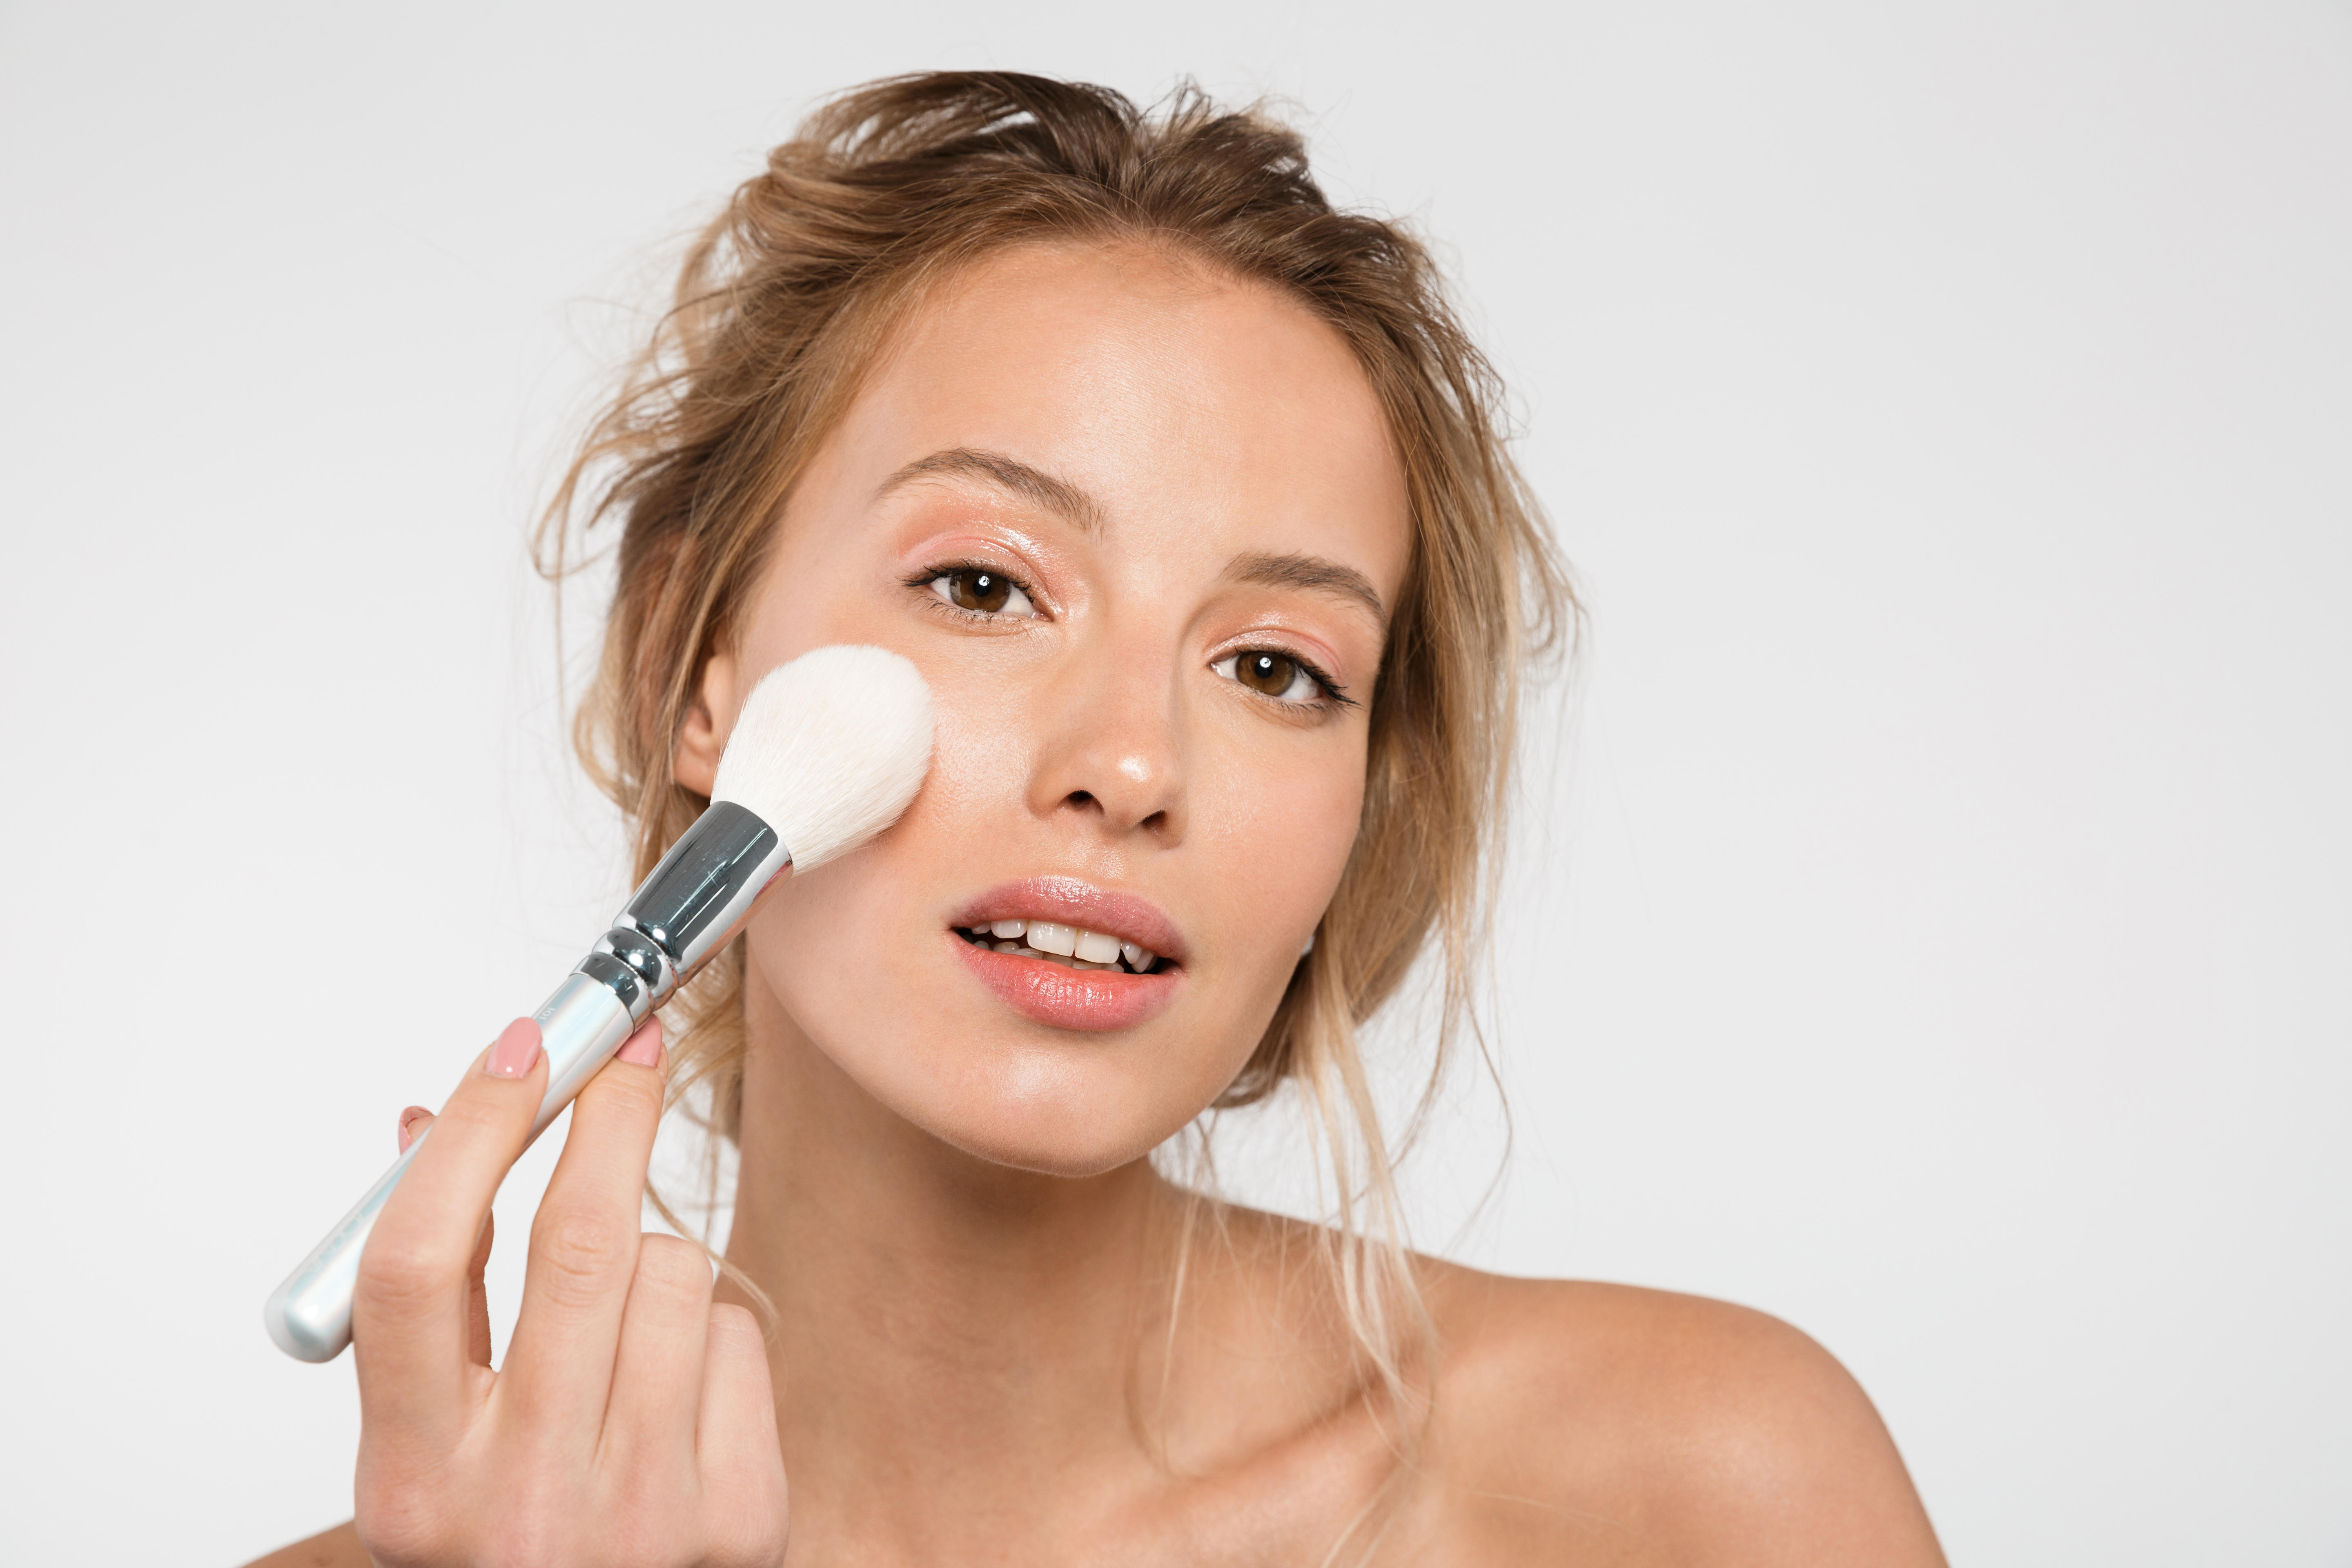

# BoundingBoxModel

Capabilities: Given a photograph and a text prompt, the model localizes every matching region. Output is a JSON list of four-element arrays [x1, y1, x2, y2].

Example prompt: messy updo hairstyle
[[540, 71, 1571, 1442]]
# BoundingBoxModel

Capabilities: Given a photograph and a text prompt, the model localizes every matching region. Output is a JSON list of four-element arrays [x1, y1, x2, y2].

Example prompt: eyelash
[[903, 559, 1354, 713], [1216, 648, 1354, 712], [904, 559, 1042, 624]]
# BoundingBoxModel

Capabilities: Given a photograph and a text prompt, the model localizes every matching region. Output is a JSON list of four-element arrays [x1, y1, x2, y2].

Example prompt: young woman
[[252, 73, 1945, 1566]]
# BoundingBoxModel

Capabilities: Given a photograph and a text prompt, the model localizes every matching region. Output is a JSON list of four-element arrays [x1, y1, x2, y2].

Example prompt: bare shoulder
[[241, 1521, 368, 1568], [1410, 1265, 1946, 1566]]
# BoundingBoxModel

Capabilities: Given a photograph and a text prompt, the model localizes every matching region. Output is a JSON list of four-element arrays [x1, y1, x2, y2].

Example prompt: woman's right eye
[[927, 566, 1036, 619]]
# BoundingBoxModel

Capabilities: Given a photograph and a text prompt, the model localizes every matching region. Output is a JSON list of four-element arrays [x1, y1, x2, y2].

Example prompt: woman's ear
[[673, 650, 740, 797]]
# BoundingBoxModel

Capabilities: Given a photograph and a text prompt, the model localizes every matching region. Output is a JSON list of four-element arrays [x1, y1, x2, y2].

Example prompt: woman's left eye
[[927, 566, 1036, 619], [1212, 650, 1327, 705]]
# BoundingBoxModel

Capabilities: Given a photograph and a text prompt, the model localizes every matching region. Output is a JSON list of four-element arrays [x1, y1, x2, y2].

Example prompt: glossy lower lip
[[950, 933, 1182, 1032]]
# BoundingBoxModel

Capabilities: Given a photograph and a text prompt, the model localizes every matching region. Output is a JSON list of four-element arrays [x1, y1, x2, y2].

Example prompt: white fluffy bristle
[[711, 645, 935, 871]]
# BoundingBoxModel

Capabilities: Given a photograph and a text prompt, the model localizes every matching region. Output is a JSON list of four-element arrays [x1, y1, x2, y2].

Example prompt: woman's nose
[[1025, 645, 1187, 844]]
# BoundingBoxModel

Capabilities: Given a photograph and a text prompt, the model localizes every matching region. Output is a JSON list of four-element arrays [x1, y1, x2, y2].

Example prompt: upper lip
[[948, 878, 1187, 964]]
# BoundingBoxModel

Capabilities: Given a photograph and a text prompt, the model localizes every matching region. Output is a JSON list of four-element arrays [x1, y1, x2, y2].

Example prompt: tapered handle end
[[264, 1274, 352, 1362], [263, 1137, 421, 1362]]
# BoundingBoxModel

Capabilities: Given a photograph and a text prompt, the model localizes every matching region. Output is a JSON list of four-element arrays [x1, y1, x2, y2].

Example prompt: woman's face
[[682, 242, 1410, 1177]]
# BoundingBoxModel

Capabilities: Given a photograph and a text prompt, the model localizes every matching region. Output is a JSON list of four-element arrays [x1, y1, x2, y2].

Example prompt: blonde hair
[[539, 69, 1572, 1511]]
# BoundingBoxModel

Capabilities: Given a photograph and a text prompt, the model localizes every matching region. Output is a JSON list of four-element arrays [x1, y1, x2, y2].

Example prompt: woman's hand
[[349, 1017, 788, 1568]]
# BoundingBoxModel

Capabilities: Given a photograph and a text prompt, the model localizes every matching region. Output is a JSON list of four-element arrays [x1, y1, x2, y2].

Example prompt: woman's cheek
[[1198, 731, 1364, 942], [739, 649, 1031, 1027], [915, 659, 1039, 820]]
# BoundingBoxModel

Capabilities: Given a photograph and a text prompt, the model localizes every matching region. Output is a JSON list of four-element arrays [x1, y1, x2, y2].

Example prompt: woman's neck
[[716, 994, 1185, 1539], [714, 985, 1385, 1556]]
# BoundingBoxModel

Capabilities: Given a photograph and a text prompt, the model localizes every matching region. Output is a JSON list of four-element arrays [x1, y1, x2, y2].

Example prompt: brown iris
[[1235, 651, 1301, 696], [942, 567, 1013, 613]]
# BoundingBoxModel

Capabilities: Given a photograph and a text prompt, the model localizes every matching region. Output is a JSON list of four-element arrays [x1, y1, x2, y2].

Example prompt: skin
[[249, 243, 1947, 1567]]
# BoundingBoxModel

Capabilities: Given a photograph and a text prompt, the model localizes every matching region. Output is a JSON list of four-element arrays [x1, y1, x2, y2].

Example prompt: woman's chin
[[939, 1129, 1157, 1181], [833, 1045, 1203, 1180], [901, 1082, 1186, 1180]]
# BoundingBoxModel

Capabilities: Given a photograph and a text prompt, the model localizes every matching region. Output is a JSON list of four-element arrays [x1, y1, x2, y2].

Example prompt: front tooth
[[1120, 941, 1152, 969], [1074, 928, 1121, 964], [1028, 921, 1078, 956], [991, 918, 1027, 939]]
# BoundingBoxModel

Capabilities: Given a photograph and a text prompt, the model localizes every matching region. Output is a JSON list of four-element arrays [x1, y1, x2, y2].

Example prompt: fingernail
[[396, 1105, 431, 1153], [483, 1017, 542, 1080], [617, 1018, 663, 1069]]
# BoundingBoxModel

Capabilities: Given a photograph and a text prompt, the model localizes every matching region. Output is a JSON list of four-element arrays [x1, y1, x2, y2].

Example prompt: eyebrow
[[875, 447, 1106, 532], [1226, 550, 1389, 630]]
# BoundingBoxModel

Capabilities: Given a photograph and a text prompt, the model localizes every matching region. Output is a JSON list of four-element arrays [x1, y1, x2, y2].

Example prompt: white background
[[2, 2, 2347, 1563]]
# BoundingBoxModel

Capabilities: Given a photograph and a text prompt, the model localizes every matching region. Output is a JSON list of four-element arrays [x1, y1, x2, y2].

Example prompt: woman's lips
[[950, 933, 1181, 1032], [947, 878, 1187, 964]]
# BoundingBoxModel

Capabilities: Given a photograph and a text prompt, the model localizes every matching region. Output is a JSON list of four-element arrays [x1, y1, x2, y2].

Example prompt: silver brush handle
[[264, 802, 791, 1363], [261, 975, 635, 1362]]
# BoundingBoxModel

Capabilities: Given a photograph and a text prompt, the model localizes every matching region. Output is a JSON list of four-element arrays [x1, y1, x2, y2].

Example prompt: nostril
[[1066, 790, 1098, 809]]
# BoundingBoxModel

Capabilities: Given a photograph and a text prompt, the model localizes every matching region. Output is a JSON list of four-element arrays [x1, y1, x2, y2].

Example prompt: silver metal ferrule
[[584, 800, 793, 1016]]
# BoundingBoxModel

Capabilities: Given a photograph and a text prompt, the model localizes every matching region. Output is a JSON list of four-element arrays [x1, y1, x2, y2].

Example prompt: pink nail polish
[[483, 1017, 542, 1080], [617, 1019, 662, 1069], [396, 1106, 429, 1153]]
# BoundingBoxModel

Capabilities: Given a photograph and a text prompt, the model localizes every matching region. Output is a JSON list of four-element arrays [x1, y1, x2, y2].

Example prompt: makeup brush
[[264, 644, 935, 1363]]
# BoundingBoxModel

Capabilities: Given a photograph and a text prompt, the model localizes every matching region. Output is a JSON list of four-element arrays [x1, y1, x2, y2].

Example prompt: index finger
[[351, 1017, 546, 1449]]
